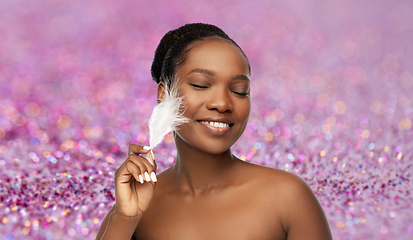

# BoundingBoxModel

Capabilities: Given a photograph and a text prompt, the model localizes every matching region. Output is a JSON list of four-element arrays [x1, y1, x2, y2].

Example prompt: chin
[[199, 144, 232, 155], [174, 131, 235, 155]]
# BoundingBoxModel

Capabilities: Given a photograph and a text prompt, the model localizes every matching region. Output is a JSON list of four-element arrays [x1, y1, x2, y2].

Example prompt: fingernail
[[143, 146, 151, 151], [151, 172, 157, 182], [138, 174, 144, 184], [144, 172, 151, 182]]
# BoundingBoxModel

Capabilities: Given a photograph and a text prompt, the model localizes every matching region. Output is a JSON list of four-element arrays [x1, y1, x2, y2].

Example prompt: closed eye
[[231, 87, 250, 96], [232, 91, 249, 96], [190, 83, 209, 89]]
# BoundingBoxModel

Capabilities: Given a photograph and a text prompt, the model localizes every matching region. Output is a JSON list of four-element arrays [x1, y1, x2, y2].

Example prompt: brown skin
[[96, 39, 332, 240]]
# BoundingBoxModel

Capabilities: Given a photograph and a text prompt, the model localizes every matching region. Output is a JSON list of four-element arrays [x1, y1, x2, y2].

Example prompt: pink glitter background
[[1, 0, 412, 239]]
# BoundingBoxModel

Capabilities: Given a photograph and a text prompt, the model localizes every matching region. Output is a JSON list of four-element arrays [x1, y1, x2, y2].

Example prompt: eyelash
[[190, 84, 249, 96], [190, 84, 208, 89], [233, 91, 248, 96]]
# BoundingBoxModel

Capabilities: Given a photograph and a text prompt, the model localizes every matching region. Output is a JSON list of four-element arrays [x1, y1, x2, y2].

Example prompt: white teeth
[[200, 121, 229, 128]]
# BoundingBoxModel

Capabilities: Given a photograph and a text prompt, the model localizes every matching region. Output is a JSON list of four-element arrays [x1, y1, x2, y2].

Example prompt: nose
[[205, 88, 234, 113]]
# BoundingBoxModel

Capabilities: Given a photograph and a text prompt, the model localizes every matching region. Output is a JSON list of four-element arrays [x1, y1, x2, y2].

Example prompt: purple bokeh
[[1, 0, 413, 239]]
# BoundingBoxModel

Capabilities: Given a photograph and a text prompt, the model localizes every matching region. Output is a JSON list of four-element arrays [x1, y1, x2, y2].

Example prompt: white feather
[[147, 77, 189, 162]]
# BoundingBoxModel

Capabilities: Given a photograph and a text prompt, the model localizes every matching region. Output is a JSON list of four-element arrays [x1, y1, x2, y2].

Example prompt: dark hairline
[[176, 36, 251, 76]]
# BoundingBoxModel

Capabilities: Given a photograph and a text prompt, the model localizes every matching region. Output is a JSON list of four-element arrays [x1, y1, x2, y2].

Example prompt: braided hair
[[151, 23, 250, 86]]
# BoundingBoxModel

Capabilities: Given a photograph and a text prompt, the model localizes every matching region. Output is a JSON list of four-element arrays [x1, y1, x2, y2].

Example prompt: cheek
[[239, 100, 251, 120], [181, 92, 204, 117], [237, 103, 250, 138]]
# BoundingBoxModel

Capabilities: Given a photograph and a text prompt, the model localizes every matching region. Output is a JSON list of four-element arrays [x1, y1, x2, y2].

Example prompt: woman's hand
[[113, 144, 157, 217]]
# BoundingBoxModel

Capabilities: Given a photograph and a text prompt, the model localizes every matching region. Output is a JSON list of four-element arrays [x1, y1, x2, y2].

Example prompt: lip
[[197, 117, 234, 125], [197, 118, 234, 136]]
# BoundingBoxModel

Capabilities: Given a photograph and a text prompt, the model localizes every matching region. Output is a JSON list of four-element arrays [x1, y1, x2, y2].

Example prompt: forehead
[[178, 38, 250, 75]]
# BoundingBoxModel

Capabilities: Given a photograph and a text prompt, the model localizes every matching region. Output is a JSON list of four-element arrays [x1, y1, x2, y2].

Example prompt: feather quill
[[147, 78, 189, 164]]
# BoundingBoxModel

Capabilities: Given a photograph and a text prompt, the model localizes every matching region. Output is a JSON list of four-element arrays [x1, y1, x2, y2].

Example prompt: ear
[[157, 81, 166, 104]]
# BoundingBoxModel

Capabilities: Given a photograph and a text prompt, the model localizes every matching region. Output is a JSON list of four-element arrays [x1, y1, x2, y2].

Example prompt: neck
[[171, 135, 238, 196]]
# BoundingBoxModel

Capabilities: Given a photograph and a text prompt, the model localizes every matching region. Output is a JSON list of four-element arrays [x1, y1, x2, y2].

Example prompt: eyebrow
[[187, 68, 250, 82], [233, 74, 250, 82], [187, 68, 215, 76]]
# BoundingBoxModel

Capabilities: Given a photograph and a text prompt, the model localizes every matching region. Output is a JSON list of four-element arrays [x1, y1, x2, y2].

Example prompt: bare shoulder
[[237, 160, 310, 195], [239, 161, 332, 239], [241, 160, 319, 209], [238, 161, 332, 239]]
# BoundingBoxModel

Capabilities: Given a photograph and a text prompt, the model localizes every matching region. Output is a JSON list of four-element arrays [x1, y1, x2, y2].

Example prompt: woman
[[96, 23, 332, 240]]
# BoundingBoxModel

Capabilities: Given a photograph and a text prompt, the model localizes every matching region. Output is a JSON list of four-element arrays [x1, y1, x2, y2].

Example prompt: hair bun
[[151, 23, 247, 84]]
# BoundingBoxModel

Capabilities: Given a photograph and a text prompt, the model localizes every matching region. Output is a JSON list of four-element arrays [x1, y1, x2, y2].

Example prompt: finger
[[128, 144, 151, 156], [114, 145, 149, 178], [114, 159, 129, 176], [139, 154, 157, 182], [114, 154, 139, 177], [129, 149, 157, 173], [116, 157, 147, 184], [127, 144, 156, 171], [125, 163, 141, 183], [116, 161, 142, 184], [128, 154, 157, 183]]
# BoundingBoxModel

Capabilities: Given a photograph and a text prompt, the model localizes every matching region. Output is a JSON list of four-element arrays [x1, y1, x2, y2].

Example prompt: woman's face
[[170, 38, 251, 155]]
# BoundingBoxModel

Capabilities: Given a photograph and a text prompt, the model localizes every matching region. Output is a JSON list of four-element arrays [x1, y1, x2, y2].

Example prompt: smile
[[199, 121, 230, 128], [197, 119, 233, 136]]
